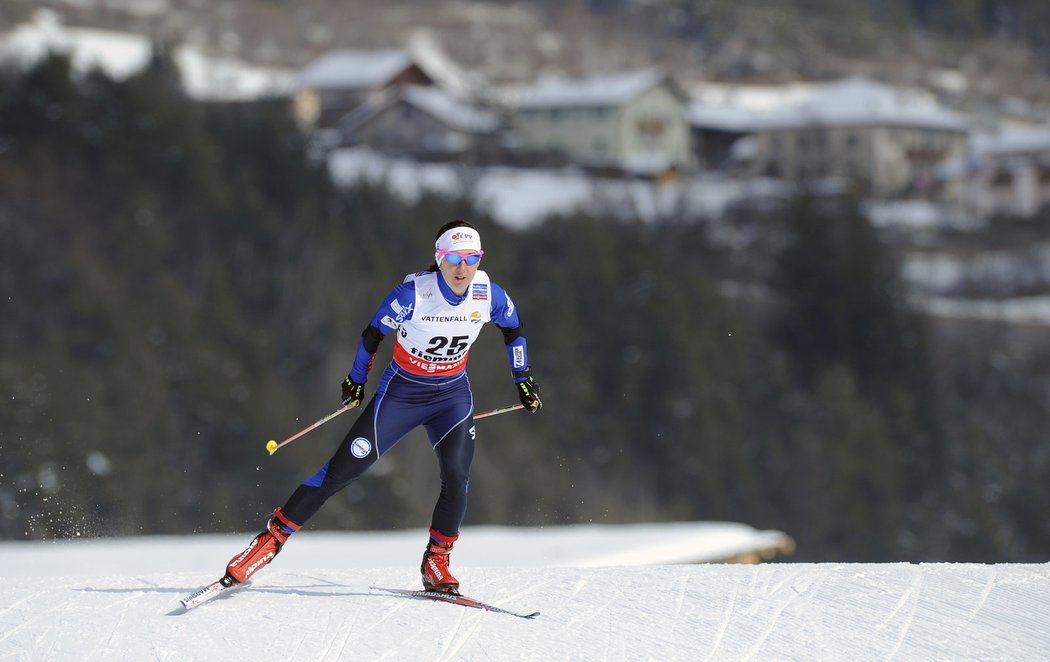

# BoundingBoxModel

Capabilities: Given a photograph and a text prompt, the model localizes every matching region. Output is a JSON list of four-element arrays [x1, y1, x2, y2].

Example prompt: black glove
[[341, 376, 365, 408], [513, 368, 542, 413]]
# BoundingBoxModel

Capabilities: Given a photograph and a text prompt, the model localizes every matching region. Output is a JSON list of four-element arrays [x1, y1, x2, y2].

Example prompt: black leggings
[[281, 366, 476, 537]]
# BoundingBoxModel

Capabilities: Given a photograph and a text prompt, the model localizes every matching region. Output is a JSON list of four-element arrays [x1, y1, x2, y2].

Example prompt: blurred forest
[[2, 53, 1048, 562]]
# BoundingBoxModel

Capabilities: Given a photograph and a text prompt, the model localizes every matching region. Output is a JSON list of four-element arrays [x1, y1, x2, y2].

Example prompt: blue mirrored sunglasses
[[439, 250, 484, 266]]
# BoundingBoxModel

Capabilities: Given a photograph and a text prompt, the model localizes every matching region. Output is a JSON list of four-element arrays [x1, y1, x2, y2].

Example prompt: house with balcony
[[749, 77, 970, 196], [514, 68, 692, 176], [962, 126, 1050, 219], [721, 77, 969, 198]]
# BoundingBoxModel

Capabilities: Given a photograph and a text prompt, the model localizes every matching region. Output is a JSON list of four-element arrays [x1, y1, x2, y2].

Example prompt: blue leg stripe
[[303, 462, 330, 488]]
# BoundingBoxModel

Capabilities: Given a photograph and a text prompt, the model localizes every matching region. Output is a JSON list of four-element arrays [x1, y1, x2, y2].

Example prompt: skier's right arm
[[343, 282, 416, 401]]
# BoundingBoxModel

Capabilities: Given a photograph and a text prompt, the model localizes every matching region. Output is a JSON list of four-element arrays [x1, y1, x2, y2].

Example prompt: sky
[[1, 527, 1049, 661]]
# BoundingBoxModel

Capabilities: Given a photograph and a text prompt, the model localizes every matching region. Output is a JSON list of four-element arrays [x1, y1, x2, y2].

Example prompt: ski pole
[[265, 402, 358, 455], [265, 402, 523, 456], [474, 403, 524, 419]]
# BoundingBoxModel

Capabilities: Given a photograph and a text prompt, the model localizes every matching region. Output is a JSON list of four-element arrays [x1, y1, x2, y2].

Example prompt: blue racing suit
[[281, 268, 529, 538]]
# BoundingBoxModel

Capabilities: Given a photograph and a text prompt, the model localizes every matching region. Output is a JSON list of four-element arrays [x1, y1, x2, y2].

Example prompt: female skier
[[222, 220, 541, 593]]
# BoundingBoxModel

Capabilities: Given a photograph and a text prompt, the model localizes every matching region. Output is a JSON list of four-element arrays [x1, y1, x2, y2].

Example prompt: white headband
[[435, 227, 482, 264]]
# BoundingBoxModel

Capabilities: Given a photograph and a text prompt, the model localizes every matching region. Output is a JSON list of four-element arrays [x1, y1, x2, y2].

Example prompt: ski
[[177, 576, 250, 612], [370, 586, 539, 619]]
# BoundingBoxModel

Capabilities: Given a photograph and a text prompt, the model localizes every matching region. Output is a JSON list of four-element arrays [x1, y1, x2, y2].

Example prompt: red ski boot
[[224, 508, 300, 584], [421, 529, 460, 593]]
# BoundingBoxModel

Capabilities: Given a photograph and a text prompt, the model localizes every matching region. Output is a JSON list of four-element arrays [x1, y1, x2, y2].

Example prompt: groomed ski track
[[3, 560, 1049, 660]]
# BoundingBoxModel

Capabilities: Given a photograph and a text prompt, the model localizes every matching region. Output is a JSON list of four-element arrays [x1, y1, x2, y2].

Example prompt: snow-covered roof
[[688, 80, 820, 111], [689, 77, 968, 134], [406, 29, 488, 99], [971, 126, 1050, 158], [298, 49, 417, 90], [341, 85, 500, 134], [688, 81, 817, 132], [399, 85, 500, 133], [688, 102, 765, 132], [754, 77, 969, 132], [516, 67, 669, 109]]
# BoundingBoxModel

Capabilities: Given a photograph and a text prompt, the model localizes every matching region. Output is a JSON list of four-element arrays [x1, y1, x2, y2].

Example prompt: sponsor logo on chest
[[418, 310, 484, 324]]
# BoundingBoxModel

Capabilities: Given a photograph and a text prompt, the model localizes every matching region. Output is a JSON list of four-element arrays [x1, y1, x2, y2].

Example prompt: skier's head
[[434, 220, 482, 265], [432, 220, 483, 296], [432, 220, 480, 266]]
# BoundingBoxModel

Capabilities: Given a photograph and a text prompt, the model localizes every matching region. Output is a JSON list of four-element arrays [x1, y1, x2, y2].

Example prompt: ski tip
[[170, 594, 201, 614], [174, 576, 249, 613]]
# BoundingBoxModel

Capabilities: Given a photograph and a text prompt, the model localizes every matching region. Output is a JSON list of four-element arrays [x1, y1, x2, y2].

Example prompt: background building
[[515, 68, 692, 175], [293, 49, 433, 129], [741, 78, 969, 197]]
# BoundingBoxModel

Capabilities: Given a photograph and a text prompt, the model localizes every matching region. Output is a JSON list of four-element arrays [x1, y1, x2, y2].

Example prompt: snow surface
[[1, 527, 1048, 661], [326, 147, 758, 229], [0, 9, 295, 101], [922, 294, 1050, 326]]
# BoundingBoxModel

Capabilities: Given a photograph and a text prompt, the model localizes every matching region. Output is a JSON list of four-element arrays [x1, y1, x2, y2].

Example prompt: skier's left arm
[[342, 282, 415, 407], [490, 283, 541, 412]]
